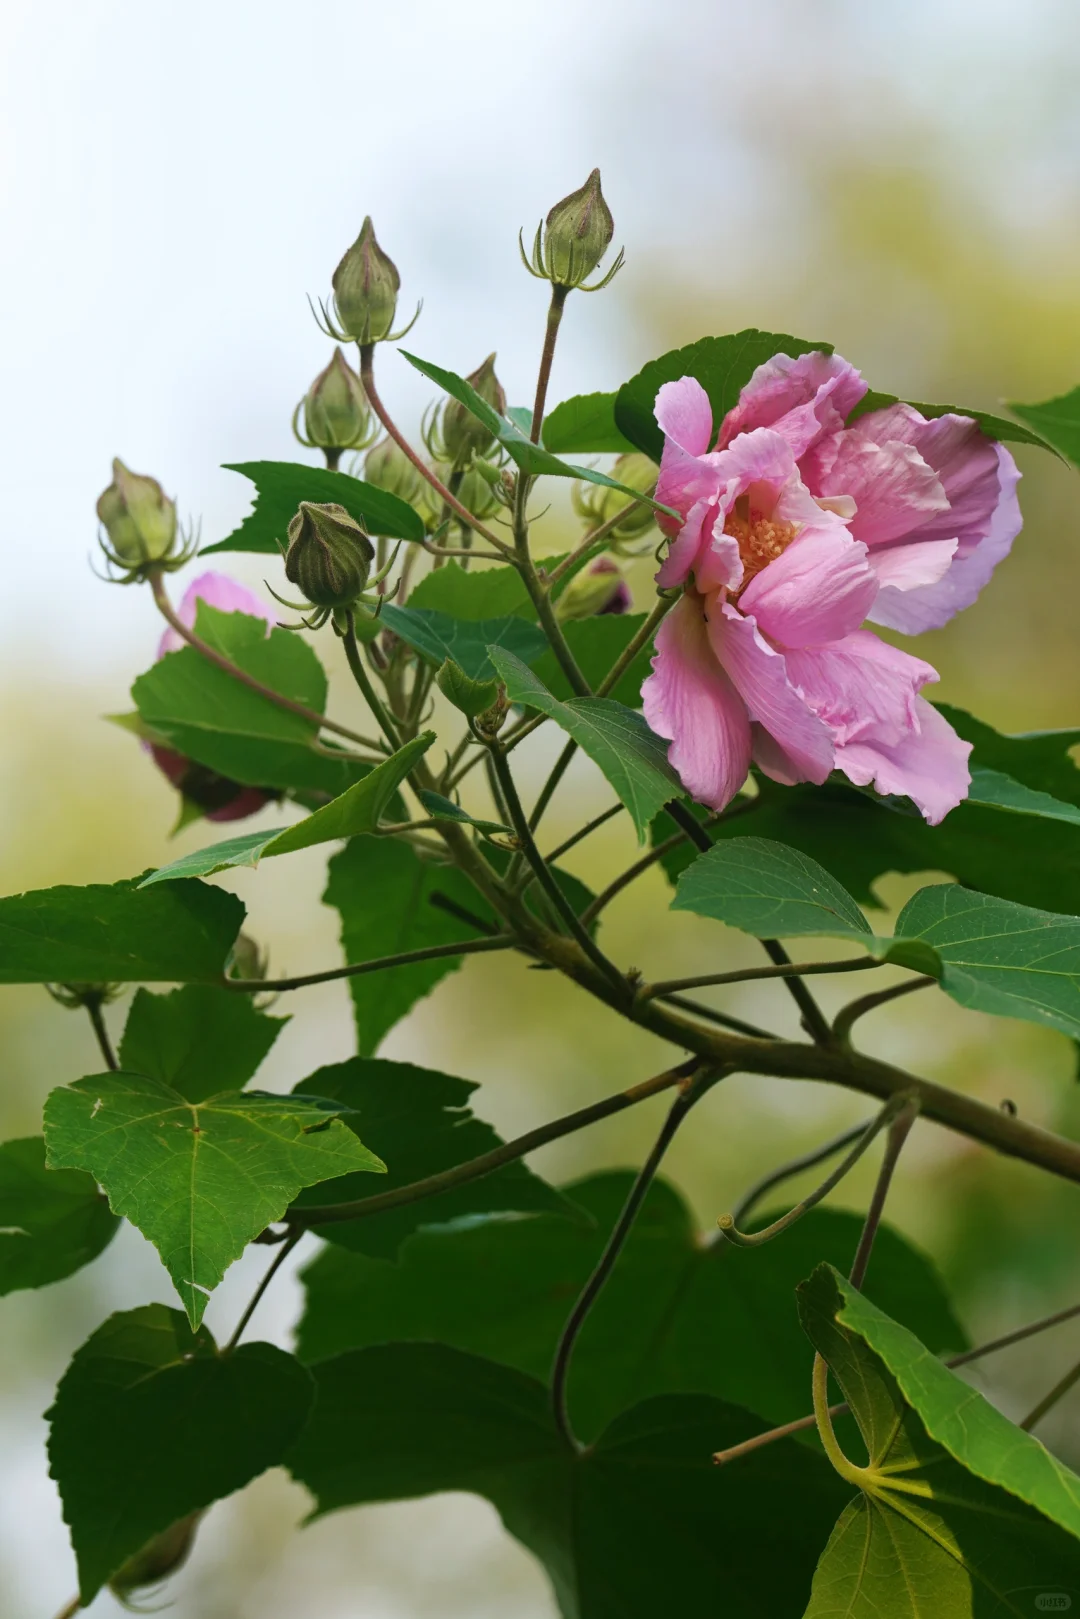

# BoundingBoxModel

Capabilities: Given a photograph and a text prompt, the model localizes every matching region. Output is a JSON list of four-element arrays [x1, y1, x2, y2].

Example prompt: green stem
[[528, 737, 578, 833], [833, 976, 936, 1045], [545, 489, 657, 590], [487, 740, 628, 996], [848, 1094, 920, 1289], [653, 993, 777, 1041], [726, 1119, 871, 1231], [812, 1354, 868, 1485], [639, 956, 883, 1002], [578, 830, 689, 928], [226, 934, 512, 993], [530, 285, 569, 442], [760, 936, 834, 1045], [225, 1229, 302, 1352], [85, 997, 118, 1072], [542, 802, 624, 863], [291, 1058, 699, 1226]]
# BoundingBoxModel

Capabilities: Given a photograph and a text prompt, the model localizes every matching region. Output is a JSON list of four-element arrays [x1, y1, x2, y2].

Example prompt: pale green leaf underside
[[489, 647, 681, 839], [43, 1073, 385, 1325], [138, 733, 433, 886]]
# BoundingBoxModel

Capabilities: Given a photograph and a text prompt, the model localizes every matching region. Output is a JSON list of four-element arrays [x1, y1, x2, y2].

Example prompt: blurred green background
[[4, 1, 1080, 1613]]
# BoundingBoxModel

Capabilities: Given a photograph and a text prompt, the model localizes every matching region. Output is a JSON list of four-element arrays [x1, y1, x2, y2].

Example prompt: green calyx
[[437, 354, 506, 466], [521, 168, 625, 292], [96, 459, 197, 582], [293, 347, 376, 453], [318, 216, 420, 345]]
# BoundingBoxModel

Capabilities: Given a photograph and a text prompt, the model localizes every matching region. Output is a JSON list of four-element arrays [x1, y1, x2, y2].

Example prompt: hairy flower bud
[[284, 502, 374, 610], [572, 452, 658, 548], [330, 217, 401, 344], [556, 557, 632, 621], [361, 436, 424, 507], [96, 459, 194, 578], [522, 169, 624, 292], [440, 354, 506, 465], [294, 347, 374, 454]]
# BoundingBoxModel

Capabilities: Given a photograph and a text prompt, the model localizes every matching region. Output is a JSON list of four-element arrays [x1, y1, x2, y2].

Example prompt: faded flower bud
[[96, 459, 194, 579], [556, 557, 632, 621], [293, 347, 374, 456], [330, 217, 402, 344], [439, 354, 506, 465], [284, 502, 374, 610], [572, 453, 658, 547], [522, 169, 624, 292], [361, 436, 425, 508]]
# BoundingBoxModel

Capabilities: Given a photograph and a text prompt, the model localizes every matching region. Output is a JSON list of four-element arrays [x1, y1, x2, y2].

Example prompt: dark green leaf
[[288, 1342, 848, 1619], [415, 788, 509, 834], [132, 602, 369, 799], [942, 704, 1080, 807], [542, 392, 635, 455], [894, 884, 1080, 1041], [530, 612, 653, 707], [614, 330, 833, 461], [406, 561, 533, 620], [137, 733, 434, 886], [967, 766, 1080, 827], [850, 390, 1057, 452], [1008, 384, 1080, 466], [400, 352, 679, 515], [799, 1265, 1080, 1617], [117, 986, 286, 1102], [672, 835, 876, 944], [323, 836, 492, 1054], [298, 1172, 964, 1438], [0, 875, 243, 984], [44, 1075, 383, 1325], [202, 460, 424, 555], [289, 1055, 571, 1256], [489, 649, 681, 839], [0, 1137, 119, 1295], [48, 1305, 314, 1602], [380, 603, 549, 682]]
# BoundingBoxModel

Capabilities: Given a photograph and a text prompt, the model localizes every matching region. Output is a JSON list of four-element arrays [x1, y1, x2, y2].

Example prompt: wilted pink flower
[[642, 354, 1022, 825], [152, 571, 278, 823]]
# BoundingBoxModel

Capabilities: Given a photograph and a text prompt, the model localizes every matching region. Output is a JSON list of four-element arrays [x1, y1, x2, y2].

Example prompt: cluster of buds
[[521, 169, 624, 293], [293, 347, 376, 464], [96, 459, 197, 583], [45, 981, 123, 1012], [423, 353, 509, 521], [315, 217, 419, 347], [571, 453, 659, 553], [276, 501, 398, 632]]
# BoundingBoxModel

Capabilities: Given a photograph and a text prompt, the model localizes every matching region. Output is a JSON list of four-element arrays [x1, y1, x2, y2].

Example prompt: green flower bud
[[225, 932, 268, 982], [294, 347, 374, 453], [455, 462, 502, 521], [572, 453, 658, 546], [284, 502, 374, 610], [522, 169, 624, 293], [331, 217, 401, 344], [440, 354, 506, 465], [96, 459, 193, 578], [109, 1513, 201, 1598], [436, 656, 499, 719], [556, 557, 631, 621], [361, 436, 424, 508]]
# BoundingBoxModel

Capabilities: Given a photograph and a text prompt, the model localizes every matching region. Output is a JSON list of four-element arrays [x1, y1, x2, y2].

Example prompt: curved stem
[[550, 1067, 721, 1450], [759, 937, 834, 1045], [342, 617, 402, 751], [833, 975, 936, 1044], [147, 571, 378, 753], [543, 802, 624, 864], [849, 1094, 919, 1289], [1020, 1354, 1080, 1432], [544, 491, 656, 590], [226, 933, 512, 993], [53, 1597, 81, 1619], [578, 830, 693, 928], [225, 1229, 302, 1352], [716, 1094, 916, 1249], [654, 993, 777, 1041], [528, 737, 578, 833], [726, 1119, 871, 1231], [812, 1353, 867, 1484], [291, 1057, 699, 1226], [85, 998, 118, 1072], [358, 345, 510, 553], [639, 956, 883, 1002]]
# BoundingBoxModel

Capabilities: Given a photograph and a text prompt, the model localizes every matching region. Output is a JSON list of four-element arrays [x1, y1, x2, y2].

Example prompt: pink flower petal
[[158, 571, 275, 657], [738, 522, 878, 649], [641, 594, 752, 812], [655, 495, 722, 590], [869, 444, 1021, 633], [810, 434, 949, 547], [711, 602, 833, 784], [835, 697, 972, 825], [654, 376, 714, 455], [719, 351, 867, 457], [783, 630, 939, 748], [867, 537, 958, 593]]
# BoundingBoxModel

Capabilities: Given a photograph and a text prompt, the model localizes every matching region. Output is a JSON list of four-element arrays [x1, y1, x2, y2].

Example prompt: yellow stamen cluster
[[724, 502, 798, 589]]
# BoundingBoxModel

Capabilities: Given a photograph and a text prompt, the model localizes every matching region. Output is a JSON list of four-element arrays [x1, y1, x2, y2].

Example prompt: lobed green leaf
[[542, 391, 635, 455], [0, 1137, 119, 1296], [202, 460, 424, 555], [117, 985, 287, 1101]]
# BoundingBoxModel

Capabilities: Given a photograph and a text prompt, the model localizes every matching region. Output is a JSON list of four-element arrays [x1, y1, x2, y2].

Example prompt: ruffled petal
[[811, 434, 949, 547], [641, 593, 752, 812], [711, 602, 833, 784], [782, 630, 939, 748], [158, 571, 275, 657], [869, 444, 1021, 633], [738, 522, 878, 649], [835, 697, 972, 825], [719, 350, 867, 458], [867, 537, 958, 592]]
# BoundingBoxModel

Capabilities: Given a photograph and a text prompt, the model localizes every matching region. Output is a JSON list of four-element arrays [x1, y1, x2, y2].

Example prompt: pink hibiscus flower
[[152, 571, 279, 822], [642, 353, 1021, 826]]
